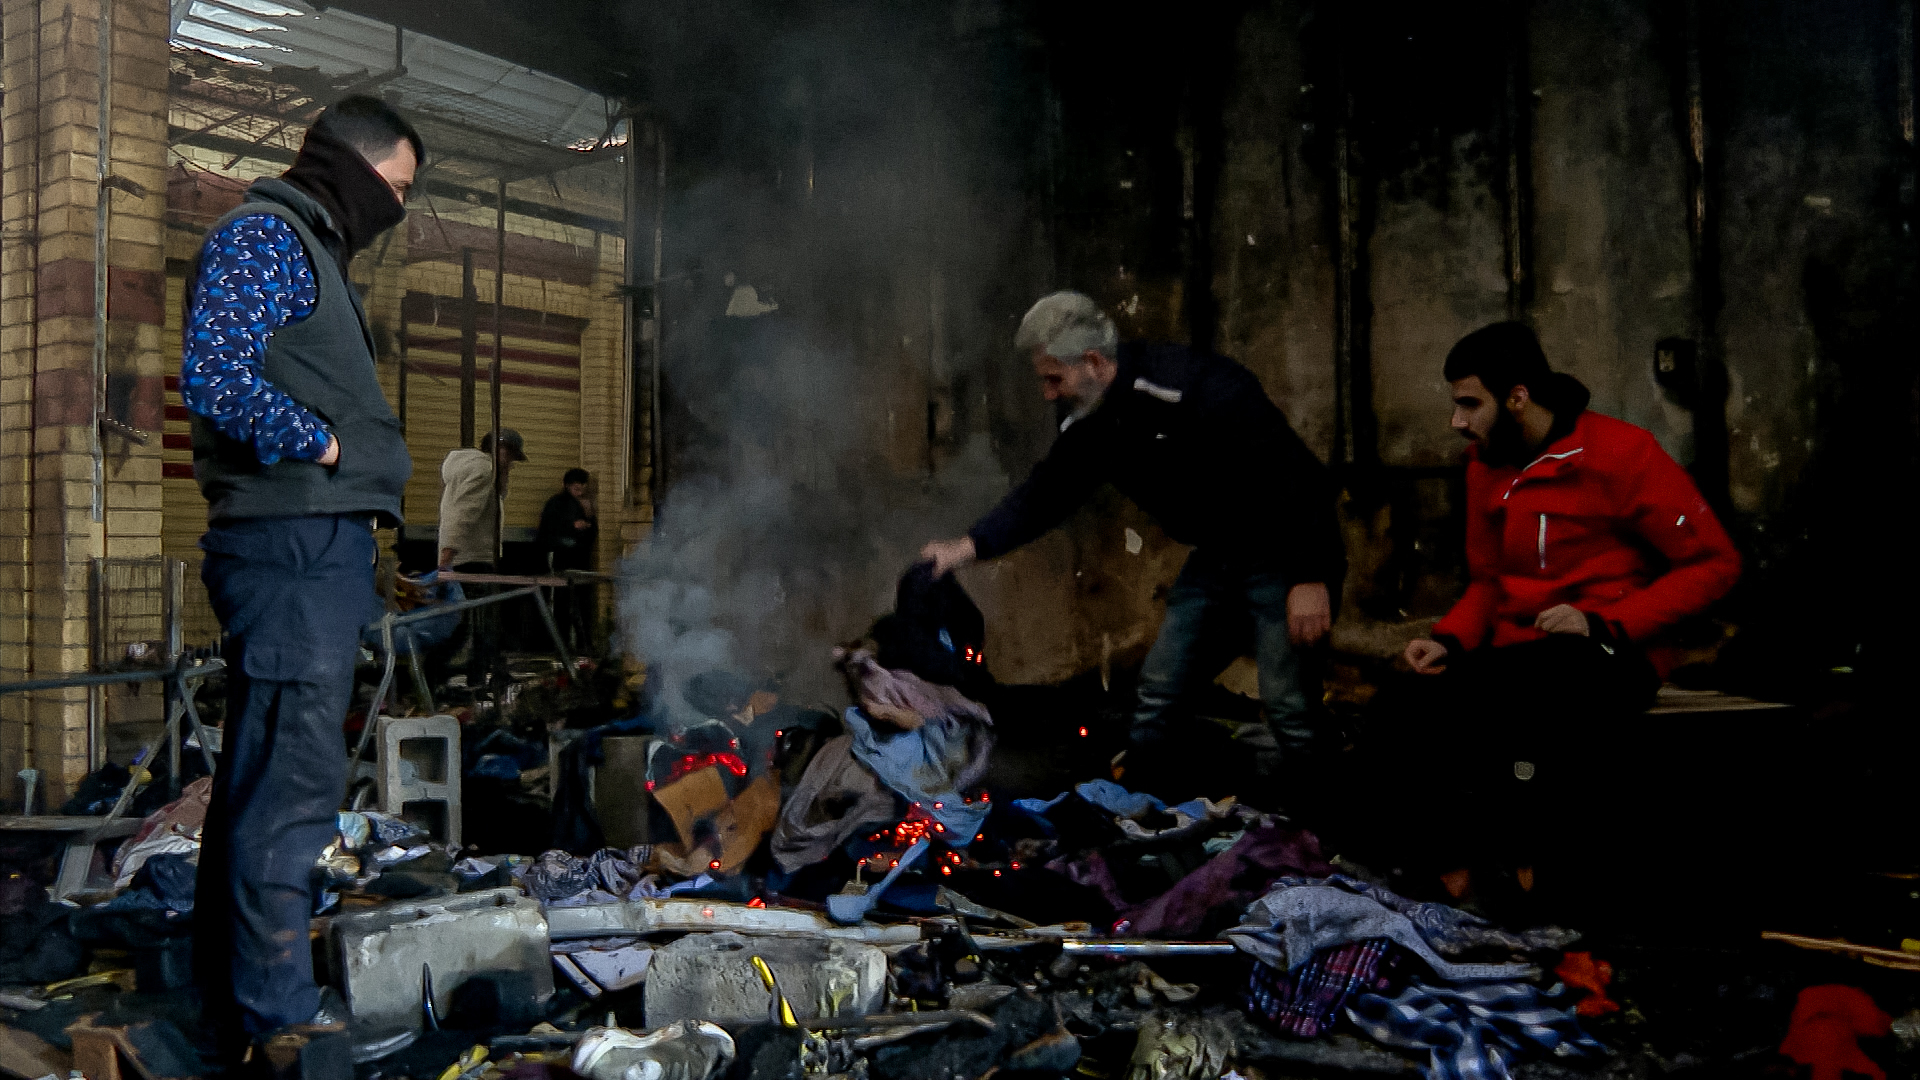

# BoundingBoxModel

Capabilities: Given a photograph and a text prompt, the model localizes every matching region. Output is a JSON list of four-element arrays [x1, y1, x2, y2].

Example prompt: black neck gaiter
[[279, 125, 406, 262]]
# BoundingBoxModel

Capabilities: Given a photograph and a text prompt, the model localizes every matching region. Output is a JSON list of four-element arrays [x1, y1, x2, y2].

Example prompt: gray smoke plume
[[609, 3, 1042, 725]]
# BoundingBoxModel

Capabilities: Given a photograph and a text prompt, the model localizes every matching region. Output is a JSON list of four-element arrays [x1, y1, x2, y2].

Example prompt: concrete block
[[374, 714, 460, 846], [330, 887, 552, 1035], [643, 931, 886, 1028]]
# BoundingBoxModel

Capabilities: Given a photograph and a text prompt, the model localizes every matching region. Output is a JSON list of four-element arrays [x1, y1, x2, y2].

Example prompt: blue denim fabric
[[1131, 549, 1315, 753]]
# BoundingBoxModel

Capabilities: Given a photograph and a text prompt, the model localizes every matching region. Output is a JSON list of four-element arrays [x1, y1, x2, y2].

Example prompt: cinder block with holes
[[375, 714, 461, 847]]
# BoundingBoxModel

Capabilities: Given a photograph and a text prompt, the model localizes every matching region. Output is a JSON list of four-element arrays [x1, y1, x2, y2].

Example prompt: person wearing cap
[[1351, 322, 1741, 898], [439, 429, 525, 690], [438, 427, 525, 572], [180, 96, 421, 1064]]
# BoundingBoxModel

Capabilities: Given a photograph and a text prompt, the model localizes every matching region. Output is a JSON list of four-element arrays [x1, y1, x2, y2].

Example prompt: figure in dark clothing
[[182, 97, 421, 1064], [921, 291, 1346, 797], [537, 468, 598, 648], [1345, 322, 1741, 898]]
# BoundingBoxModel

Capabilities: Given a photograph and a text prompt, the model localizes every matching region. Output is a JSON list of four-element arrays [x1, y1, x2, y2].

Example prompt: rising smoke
[[608, 2, 1048, 723]]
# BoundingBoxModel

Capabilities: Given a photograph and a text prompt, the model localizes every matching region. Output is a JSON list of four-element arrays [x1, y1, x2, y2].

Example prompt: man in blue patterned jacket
[[181, 96, 420, 1064]]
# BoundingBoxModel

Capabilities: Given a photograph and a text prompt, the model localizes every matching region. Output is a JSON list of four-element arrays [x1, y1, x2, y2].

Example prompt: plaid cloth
[[1246, 938, 1399, 1037], [1346, 981, 1605, 1080]]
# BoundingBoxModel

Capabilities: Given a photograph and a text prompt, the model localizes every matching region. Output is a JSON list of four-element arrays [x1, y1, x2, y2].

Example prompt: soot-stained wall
[[381, 0, 1914, 697]]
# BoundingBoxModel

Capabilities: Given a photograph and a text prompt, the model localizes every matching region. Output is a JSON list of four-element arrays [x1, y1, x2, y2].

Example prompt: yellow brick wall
[[2, 0, 173, 802]]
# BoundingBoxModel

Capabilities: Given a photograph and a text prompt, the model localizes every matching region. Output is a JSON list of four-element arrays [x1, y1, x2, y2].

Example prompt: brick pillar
[[1, 0, 172, 805]]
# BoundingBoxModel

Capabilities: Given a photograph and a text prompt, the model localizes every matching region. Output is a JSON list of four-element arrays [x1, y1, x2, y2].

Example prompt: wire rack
[[90, 557, 178, 672]]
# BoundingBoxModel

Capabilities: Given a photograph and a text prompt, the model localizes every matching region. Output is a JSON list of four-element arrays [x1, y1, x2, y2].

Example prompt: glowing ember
[[645, 751, 751, 791]]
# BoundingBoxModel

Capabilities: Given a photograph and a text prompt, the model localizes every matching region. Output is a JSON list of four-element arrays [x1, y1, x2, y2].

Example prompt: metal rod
[[1059, 941, 1239, 956], [650, 123, 666, 503], [460, 247, 477, 446], [1502, 0, 1530, 320], [176, 668, 217, 775], [406, 632, 435, 713], [88, 559, 105, 771], [1332, 84, 1355, 467], [492, 177, 506, 565], [91, 0, 112, 524], [530, 589, 576, 672], [347, 618, 399, 787], [0, 660, 224, 696], [165, 558, 185, 663], [397, 291, 409, 436], [166, 679, 181, 798]]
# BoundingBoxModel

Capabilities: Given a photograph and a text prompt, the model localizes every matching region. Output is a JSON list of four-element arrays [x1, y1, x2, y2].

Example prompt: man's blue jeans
[[1131, 548, 1318, 757], [194, 514, 373, 1045]]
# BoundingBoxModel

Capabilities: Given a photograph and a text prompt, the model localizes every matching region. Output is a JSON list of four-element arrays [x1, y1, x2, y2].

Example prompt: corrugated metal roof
[[172, 0, 623, 153]]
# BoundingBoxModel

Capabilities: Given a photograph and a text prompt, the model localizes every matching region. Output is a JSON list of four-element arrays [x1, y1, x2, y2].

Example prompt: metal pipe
[[650, 123, 665, 503], [397, 292, 409, 435], [88, 558, 105, 770], [530, 589, 576, 673], [0, 661, 222, 695], [491, 177, 506, 564], [1502, 0, 1531, 319], [1059, 940, 1240, 957], [1900, 0, 1915, 148], [17, 0, 47, 787], [1332, 84, 1355, 468], [91, 0, 112, 524], [459, 247, 477, 446], [1679, 0, 1731, 516]]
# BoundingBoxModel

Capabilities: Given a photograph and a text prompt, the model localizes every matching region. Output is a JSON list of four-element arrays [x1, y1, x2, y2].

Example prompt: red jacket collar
[[1471, 411, 1592, 497]]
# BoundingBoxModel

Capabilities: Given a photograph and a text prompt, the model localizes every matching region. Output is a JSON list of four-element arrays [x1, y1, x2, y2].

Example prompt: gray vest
[[189, 179, 411, 525]]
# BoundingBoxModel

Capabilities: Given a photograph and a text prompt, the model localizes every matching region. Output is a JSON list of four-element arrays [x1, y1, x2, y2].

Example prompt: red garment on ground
[[1779, 985, 1890, 1080], [1431, 411, 1740, 677], [1553, 951, 1620, 1017]]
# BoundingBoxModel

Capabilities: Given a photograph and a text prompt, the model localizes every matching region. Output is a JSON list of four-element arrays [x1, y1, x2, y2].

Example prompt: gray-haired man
[[922, 292, 1345, 797]]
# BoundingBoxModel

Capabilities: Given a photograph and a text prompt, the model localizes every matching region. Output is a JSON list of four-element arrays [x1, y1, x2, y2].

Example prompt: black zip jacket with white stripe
[[968, 341, 1347, 587]]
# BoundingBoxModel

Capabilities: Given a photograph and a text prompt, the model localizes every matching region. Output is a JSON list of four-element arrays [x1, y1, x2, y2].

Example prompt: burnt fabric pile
[[1227, 875, 1600, 1078], [769, 565, 998, 886]]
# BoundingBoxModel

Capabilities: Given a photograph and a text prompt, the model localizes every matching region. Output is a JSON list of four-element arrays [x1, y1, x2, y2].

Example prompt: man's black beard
[[1479, 408, 1535, 467]]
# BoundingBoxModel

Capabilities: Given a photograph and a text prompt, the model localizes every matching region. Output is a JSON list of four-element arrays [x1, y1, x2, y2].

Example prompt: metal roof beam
[[169, 125, 624, 235]]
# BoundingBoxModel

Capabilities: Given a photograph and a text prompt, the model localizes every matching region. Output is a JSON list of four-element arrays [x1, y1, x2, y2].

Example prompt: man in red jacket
[[1356, 322, 1740, 892], [1405, 323, 1741, 679]]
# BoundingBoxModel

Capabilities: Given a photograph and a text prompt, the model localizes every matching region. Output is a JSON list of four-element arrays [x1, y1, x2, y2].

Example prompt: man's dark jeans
[[195, 514, 373, 1045], [1131, 548, 1320, 765]]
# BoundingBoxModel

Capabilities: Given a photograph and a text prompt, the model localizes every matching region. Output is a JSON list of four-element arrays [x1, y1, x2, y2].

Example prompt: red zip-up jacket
[[1431, 410, 1741, 677]]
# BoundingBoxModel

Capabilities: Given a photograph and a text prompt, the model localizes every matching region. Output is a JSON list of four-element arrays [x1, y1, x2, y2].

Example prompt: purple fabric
[[837, 648, 992, 730], [1112, 821, 1331, 938], [1247, 938, 1400, 1037]]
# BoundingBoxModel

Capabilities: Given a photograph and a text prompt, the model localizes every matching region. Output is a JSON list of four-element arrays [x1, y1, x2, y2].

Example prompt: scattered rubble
[[4, 578, 1915, 1080]]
